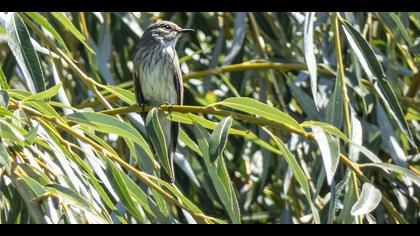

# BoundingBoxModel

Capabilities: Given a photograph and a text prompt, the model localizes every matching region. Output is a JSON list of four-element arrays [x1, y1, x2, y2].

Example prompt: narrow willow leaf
[[362, 163, 420, 187], [106, 159, 146, 223], [0, 143, 11, 173], [24, 12, 71, 55], [376, 104, 407, 167], [172, 112, 281, 156], [50, 12, 94, 53], [325, 74, 343, 128], [145, 108, 172, 181], [0, 120, 25, 143], [24, 82, 62, 101], [45, 184, 100, 215], [349, 106, 363, 162], [25, 124, 39, 145], [222, 12, 247, 66], [102, 85, 135, 105], [340, 19, 385, 80], [221, 97, 304, 133], [209, 116, 232, 163], [6, 13, 46, 93], [288, 80, 320, 119], [311, 125, 340, 185], [179, 128, 203, 157], [217, 152, 241, 224], [0, 90, 9, 108], [269, 134, 320, 223], [0, 67, 9, 90], [303, 12, 318, 109], [377, 12, 413, 47], [340, 19, 414, 146], [373, 79, 415, 147], [66, 112, 153, 159], [301, 121, 350, 143], [19, 175, 47, 196], [351, 183, 382, 216], [192, 122, 240, 223]]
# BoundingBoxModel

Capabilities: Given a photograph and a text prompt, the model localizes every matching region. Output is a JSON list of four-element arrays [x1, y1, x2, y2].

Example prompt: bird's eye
[[164, 25, 170, 30]]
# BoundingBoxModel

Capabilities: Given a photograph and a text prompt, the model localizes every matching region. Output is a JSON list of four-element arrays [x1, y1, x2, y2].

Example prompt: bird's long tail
[[159, 111, 177, 183]]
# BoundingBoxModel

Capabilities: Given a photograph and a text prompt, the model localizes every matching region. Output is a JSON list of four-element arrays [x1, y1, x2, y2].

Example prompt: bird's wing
[[164, 66, 184, 183], [133, 59, 147, 121]]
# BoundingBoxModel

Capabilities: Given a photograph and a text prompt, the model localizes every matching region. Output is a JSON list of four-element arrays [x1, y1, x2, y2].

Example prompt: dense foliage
[[0, 12, 419, 224]]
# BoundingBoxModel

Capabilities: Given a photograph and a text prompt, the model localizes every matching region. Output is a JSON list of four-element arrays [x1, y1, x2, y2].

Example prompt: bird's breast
[[140, 46, 178, 105]]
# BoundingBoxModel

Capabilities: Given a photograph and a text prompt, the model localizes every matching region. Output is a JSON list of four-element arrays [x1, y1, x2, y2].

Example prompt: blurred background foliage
[[0, 12, 419, 224]]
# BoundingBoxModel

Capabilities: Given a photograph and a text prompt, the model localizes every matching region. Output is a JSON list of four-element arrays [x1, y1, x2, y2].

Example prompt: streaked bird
[[133, 21, 194, 183]]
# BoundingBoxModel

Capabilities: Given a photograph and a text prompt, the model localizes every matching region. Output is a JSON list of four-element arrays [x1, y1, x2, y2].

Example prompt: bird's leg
[[165, 101, 174, 118], [140, 102, 146, 114]]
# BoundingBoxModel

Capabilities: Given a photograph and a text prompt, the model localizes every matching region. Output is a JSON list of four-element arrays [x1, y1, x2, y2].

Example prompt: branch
[[100, 103, 311, 138]]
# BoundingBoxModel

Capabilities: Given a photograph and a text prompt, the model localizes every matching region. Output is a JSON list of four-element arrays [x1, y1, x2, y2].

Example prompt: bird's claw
[[165, 102, 174, 114], [140, 103, 146, 113]]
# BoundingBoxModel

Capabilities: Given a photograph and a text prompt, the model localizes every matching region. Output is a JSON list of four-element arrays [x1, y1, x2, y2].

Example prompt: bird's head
[[143, 21, 194, 47]]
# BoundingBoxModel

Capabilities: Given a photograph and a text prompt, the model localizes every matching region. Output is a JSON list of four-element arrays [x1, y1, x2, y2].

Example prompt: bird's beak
[[180, 28, 195, 34]]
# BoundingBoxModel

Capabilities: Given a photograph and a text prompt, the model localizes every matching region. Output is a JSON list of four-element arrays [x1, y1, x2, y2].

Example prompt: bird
[[133, 21, 194, 183]]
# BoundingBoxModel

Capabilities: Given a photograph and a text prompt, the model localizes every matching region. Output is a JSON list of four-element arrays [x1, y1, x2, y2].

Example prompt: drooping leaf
[[66, 112, 153, 159], [6, 13, 46, 93], [24, 12, 71, 55], [23, 82, 62, 101], [145, 108, 172, 181], [50, 12, 94, 53], [209, 116, 233, 163], [220, 97, 304, 133], [362, 163, 420, 187], [340, 18, 414, 146], [0, 90, 9, 108], [311, 125, 340, 185], [303, 12, 319, 109], [351, 183, 382, 216]]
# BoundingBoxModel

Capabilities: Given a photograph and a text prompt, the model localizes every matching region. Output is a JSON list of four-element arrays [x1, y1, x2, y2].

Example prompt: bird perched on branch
[[133, 21, 194, 183]]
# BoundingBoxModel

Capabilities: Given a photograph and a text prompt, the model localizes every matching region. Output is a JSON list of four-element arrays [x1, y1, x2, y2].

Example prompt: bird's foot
[[165, 102, 174, 114], [140, 102, 146, 113]]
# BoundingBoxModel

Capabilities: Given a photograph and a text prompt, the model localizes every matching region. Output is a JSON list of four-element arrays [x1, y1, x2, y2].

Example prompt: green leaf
[[50, 12, 94, 54], [23, 82, 62, 101], [0, 67, 9, 90], [340, 18, 414, 146], [325, 73, 343, 129], [220, 97, 304, 133], [192, 122, 240, 223], [311, 125, 340, 185], [0, 90, 9, 108], [24, 12, 71, 56], [106, 159, 147, 223], [19, 175, 47, 196], [24, 124, 39, 145], [45, 184, 99, 215], [209, 116, 232, 163], [102, 85, 135, 105], [351, 183, 382, 216], [303, 12, 319, 109], [6, 13, 46, 93], [349, 106, 363, 162], [66, 112, 153, 159], [0, 120, 25, 143], [179, 128, 203, 157], [377, 12, 413, 47], [145, 108, 172, 181], [362, 163, 420, 187], [0, 143, 11, 174], [268, 133, 320, 223], [302, 121, 350, 143]]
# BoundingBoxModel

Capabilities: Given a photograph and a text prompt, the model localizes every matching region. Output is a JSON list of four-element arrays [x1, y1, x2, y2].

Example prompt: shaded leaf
[[209, 116, 232, 163], [6, 13, 46, 93], [351, 183, 382, 216]]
